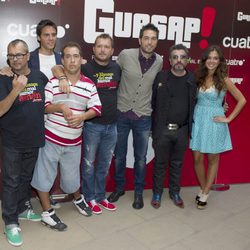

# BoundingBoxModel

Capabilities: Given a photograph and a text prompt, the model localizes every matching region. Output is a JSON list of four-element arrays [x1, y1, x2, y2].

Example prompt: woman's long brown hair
[[196, 45, 228, 93]]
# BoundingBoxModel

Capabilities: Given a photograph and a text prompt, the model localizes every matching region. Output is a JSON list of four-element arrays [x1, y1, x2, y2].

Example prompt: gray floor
[[0, 184, 250, 250]]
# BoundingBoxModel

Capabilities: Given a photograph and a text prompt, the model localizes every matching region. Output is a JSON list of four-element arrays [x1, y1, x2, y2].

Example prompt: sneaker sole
[[6, 238, 23, 247], [18, 217, 41, 222], [41, 220, 67, 231], [76, 208, 92, 217], [91, 209, 102, 215], [197, 204, 207, 209]]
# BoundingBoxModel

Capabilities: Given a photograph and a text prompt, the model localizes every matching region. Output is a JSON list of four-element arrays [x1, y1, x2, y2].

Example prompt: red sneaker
[[98, 199, 117, 211], [87, 200, 102, 215]]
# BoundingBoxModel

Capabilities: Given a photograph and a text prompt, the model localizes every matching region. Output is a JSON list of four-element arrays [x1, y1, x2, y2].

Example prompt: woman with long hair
[[190, 45, 246, 209]]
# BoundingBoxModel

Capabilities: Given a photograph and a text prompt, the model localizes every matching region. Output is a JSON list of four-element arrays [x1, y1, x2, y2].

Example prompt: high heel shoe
[[197, 193, 209, 209], [195, 189, 203, 204]]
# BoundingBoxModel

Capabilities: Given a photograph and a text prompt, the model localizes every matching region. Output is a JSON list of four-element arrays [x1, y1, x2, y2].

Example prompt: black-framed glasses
[[7, 53, 27, 60], [171, 55, 188, 60]]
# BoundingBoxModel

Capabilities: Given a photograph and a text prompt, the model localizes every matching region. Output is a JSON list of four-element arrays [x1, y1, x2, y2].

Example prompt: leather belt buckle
[[167, 123, 179, 130]]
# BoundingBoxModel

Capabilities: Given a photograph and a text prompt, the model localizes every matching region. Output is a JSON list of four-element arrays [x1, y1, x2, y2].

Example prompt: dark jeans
[[152, 125, 188, 195], [114, 112, 151, 195], [1, 146, 39, 226]]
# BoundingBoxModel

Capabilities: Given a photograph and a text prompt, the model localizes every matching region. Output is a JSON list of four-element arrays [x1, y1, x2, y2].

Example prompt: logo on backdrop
[[1, 0, 61, 3], [237, 11, 250, 22], [6, 23, 70, 38], [29, 0, 61, 5], [83, 0, 250, 50], [189, 58, 246, 66], [221, 11, 250, 49], [83, 0, 220, 49], [126, 132, 154, 168]]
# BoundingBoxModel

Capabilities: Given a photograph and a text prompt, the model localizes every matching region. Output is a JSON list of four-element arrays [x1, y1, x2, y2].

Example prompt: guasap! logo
[[83, 0, 218, 49]]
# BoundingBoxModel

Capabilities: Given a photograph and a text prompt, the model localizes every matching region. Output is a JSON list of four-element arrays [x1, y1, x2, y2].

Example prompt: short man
[[0, 39, 48, 246], [108, 23, 163, 209], [52, 34, 121, 215], [31, 42, 102, 231], [151, 44, 197, 209]]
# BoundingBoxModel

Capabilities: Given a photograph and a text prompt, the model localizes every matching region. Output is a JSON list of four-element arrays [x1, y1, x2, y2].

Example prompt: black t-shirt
[[0, 69, 48, 148], [81, 59, 121, 124], [167, 71, 189, 125]]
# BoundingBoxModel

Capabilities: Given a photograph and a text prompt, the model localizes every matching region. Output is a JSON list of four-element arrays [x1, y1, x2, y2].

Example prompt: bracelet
[[58, 75, 67, 81]]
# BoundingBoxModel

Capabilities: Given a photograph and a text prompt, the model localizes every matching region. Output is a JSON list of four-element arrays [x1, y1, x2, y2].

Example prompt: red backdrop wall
[[0, 0, 249, 195]]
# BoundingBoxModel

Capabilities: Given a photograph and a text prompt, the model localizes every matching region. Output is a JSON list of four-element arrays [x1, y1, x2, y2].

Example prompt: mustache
[[174, 62, 184, 67]]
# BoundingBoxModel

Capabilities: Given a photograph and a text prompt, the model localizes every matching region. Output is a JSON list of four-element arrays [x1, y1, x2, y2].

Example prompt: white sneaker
[[73, 195, 92, 216], [41, 209, 67, 231]]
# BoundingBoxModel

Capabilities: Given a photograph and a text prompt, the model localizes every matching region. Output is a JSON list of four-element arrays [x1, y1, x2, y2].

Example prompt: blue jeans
[[82, 122, 117, 202], [1, 146, 39, 226], [114, 112, 151, 194]]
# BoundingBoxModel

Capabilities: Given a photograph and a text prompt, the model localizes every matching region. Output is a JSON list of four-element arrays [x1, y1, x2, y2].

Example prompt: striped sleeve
[[88, 84, 102, 115], [44, 80, 54, 108]]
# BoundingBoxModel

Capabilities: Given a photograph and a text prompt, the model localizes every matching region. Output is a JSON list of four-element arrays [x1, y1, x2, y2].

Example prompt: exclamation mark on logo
[[199, 7, 216, 49]]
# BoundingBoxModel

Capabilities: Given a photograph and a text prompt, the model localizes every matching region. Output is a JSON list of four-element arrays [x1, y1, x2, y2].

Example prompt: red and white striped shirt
[[45, 73, 101, 146]]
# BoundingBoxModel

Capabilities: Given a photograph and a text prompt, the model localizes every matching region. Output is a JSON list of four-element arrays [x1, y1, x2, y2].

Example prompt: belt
[[166, 123, 188, 130]]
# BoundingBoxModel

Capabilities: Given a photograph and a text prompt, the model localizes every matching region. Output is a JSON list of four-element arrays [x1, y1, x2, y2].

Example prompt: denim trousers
[[114, 112, 151, 195], [82, 122, 117, 202], [152, 125, 189, 195], [1, 145, 39, 226]]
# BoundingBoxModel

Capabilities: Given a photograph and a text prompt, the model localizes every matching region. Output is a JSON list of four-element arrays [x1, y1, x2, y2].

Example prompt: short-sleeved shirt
[[0, 69, 48, 148], [45, 73, 102, 146], [81, 59, 120, 124]]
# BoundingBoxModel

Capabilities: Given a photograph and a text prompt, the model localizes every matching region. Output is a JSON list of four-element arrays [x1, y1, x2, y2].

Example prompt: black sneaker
[[41, 209, 67, 231], [107, 190, 125, 202], [73, 195, 92, 216]]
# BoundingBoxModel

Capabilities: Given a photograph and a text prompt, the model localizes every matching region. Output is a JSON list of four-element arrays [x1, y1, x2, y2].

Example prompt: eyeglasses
[[7, 53, 27, 60], [171, 55, 188, 60]]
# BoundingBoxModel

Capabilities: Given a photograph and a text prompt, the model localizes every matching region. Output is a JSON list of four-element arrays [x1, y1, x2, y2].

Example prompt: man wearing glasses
[[0, 39, 48, 246], [151, 44, 197, 209]]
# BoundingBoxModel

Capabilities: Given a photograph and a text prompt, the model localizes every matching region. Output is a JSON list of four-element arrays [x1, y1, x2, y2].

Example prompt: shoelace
[[81, 196, 89, 207], [10, 227, 21, 235], [26, 209, 35, 218], [50, 213, 61, 223], [90, 200, 98, 206]]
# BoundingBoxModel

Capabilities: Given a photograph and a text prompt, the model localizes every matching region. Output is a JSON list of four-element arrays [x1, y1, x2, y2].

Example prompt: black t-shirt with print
[[0, 69, 48, 148], [81, 59, 121, 124]]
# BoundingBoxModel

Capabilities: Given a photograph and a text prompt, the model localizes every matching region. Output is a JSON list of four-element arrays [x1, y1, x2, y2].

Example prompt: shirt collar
[[138, 49, 156, 61]]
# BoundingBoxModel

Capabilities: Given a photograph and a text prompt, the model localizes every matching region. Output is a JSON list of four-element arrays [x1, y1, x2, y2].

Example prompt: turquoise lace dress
[[190, 86, 232, 153]]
